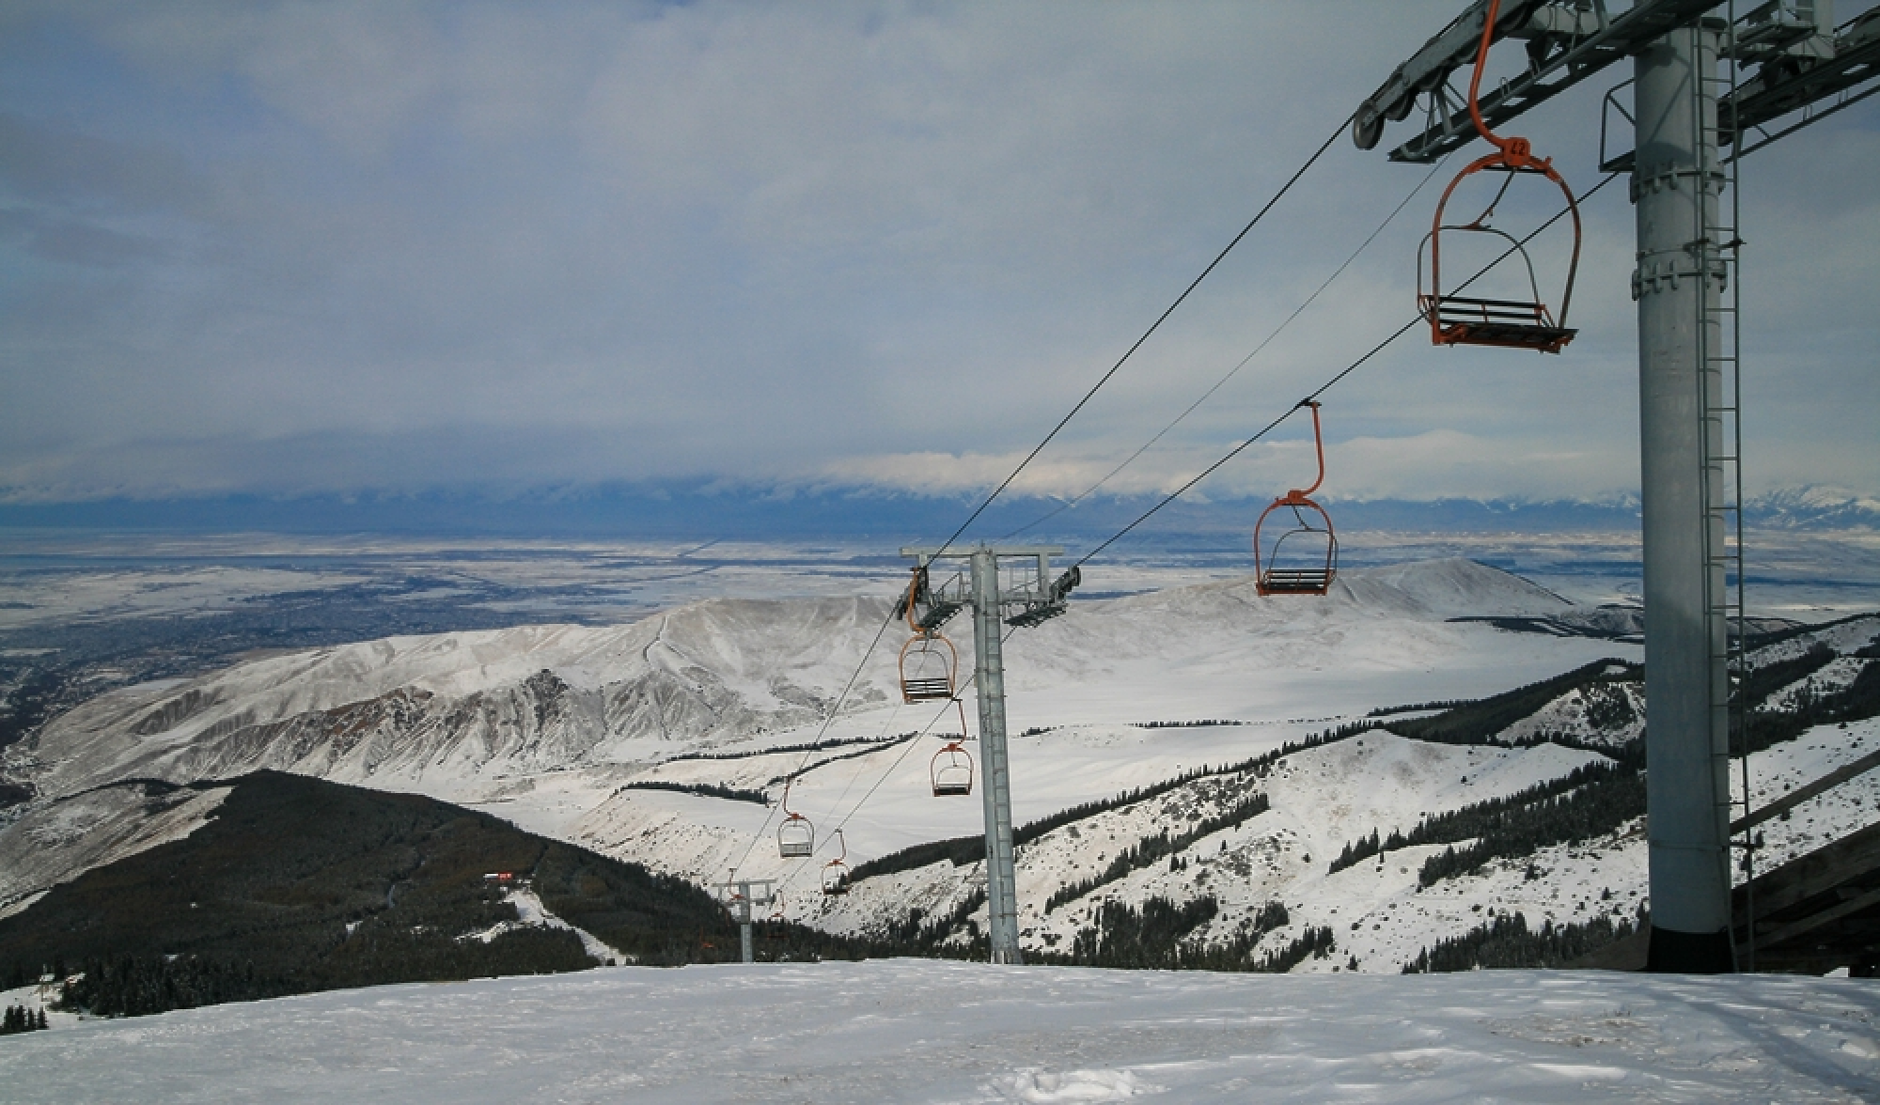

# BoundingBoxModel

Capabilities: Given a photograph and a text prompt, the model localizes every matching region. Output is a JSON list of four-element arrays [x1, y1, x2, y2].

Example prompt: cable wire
[[1074, 169, 1622, 569], [929, 111, 1356, 555], [1003, 154, 1451, 540], [726, 596, 906, 879]]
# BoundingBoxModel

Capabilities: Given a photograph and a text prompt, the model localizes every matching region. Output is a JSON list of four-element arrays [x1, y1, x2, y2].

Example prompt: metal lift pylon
[[1353, 0, 1866, 974], [900, 544, 1078, 964], [715, 874, 777, 964]]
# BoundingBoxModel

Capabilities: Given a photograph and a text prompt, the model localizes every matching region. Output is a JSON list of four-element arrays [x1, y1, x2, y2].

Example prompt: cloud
[[0, 1, 1873, 508]]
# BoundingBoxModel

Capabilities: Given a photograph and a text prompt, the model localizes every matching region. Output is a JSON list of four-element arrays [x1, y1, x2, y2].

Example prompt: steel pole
[[1633, 20, 1734, 973], [970, 547, 1023, 964]]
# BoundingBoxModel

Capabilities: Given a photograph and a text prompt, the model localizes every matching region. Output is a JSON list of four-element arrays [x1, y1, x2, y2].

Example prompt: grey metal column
[[970, 547, 1023, 964], [1633, 20, 1734, 973]]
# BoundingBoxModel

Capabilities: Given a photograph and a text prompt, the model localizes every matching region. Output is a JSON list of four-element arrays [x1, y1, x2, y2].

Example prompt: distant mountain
[[1746, 486, 1880, 530], [10, 559, 1578, 809], [6, 482, 1873, 541]]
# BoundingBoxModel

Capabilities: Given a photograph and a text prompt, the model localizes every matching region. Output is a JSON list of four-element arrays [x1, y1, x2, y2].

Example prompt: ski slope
[[4, 959, 1879, 1103]]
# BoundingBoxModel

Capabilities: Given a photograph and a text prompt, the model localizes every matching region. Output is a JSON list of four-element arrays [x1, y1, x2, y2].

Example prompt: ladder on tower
[[1700, 7, 1755, 972]]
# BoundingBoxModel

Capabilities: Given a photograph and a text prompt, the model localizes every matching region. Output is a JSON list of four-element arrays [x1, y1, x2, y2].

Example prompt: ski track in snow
[[4, 960, 1880, 1103]]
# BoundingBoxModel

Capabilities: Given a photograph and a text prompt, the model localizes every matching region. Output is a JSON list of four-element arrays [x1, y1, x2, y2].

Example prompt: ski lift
[[821, 829, 851, 896], [1253, 400, 1338, 597], [900, 567, 960, 703], [1417, 0, 1581, 354], [777, 776, 814, 859], [900, 632, 959, 703], [931, 741, 974, 797]]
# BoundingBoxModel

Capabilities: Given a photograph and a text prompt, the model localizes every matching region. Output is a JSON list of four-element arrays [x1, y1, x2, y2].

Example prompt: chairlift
[[899, 633, 959, 703], [821, 829, 851, 896], [1417, 0, 1581, 354], [777, 776, 814, 859], [900, 567, 960, 703], [1253, 400, 1339, 597], [931, 741, 974, 797]]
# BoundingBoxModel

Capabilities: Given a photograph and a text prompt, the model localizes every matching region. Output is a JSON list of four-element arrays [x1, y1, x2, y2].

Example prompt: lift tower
[[1354, 0, 1874, 971], [901, 545, 1077, 964]]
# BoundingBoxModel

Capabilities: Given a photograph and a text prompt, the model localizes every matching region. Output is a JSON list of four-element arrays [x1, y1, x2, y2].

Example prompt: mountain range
[[3, 557, 1877, 1001]]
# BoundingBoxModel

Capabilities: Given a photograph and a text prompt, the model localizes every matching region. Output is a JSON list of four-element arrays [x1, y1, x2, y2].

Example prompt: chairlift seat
[[902, 676, 954, 702], [1252, 404, 1339, 601], [1258, 568, 1334, 596], [1425, 294, 1576, 353]]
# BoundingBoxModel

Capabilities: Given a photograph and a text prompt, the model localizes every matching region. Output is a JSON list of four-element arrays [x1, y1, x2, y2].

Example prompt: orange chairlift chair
[[1418, 0, 1581, 354], [899, 567, 961, 704], [927, 686, 974, 797], [821, 829, 851, 895], [931, 739, 974, 797], [1253, 400, 1339, 597], [777, 776, 814, 859]]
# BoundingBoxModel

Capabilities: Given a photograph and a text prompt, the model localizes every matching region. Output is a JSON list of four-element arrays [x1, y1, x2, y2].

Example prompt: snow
[[4, 960, 1880, 1103], [1738, 719, 1880, 872], [460, 886, 631, 964], [0, 783, 232, 918], [6, 557, 1878, 980]]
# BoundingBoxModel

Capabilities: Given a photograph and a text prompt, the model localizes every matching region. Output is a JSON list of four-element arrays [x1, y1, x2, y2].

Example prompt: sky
[[1, 1, 1875, 515]]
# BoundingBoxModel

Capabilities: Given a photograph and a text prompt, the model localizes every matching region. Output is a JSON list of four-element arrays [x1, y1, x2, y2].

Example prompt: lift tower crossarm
[[1724, 8, 1880, 150], [1356, 0, 1723, 163]]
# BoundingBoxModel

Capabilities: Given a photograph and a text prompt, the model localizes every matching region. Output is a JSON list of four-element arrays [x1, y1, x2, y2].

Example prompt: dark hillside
[[1383, 659, 1640, 748], [0, 771, 869, 1015]]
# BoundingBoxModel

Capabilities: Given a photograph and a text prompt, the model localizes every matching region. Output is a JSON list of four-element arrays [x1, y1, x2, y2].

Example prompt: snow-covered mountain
[[9, 559, 1585, 804], [5, 558, 1877, 975], [1750, 486, 1880, 531]]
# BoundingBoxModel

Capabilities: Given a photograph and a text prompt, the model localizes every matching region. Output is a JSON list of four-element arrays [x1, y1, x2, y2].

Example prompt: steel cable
[[928, 111, 1356, 555]]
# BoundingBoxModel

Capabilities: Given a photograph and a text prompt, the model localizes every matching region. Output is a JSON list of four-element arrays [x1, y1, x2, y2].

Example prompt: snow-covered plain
[[4, 959, 1880, 1103]]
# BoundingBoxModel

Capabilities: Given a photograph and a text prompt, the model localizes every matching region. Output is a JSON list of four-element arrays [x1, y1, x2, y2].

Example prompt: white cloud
[[0, 1, 1873, 505]]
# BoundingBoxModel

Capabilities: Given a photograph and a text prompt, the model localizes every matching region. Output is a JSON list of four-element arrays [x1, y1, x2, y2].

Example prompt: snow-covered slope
[[0, 781, 231, 919], [9, 558, 1598, 805], [5, 960, 1879, 1104], [7, 557, 1876, 975]]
